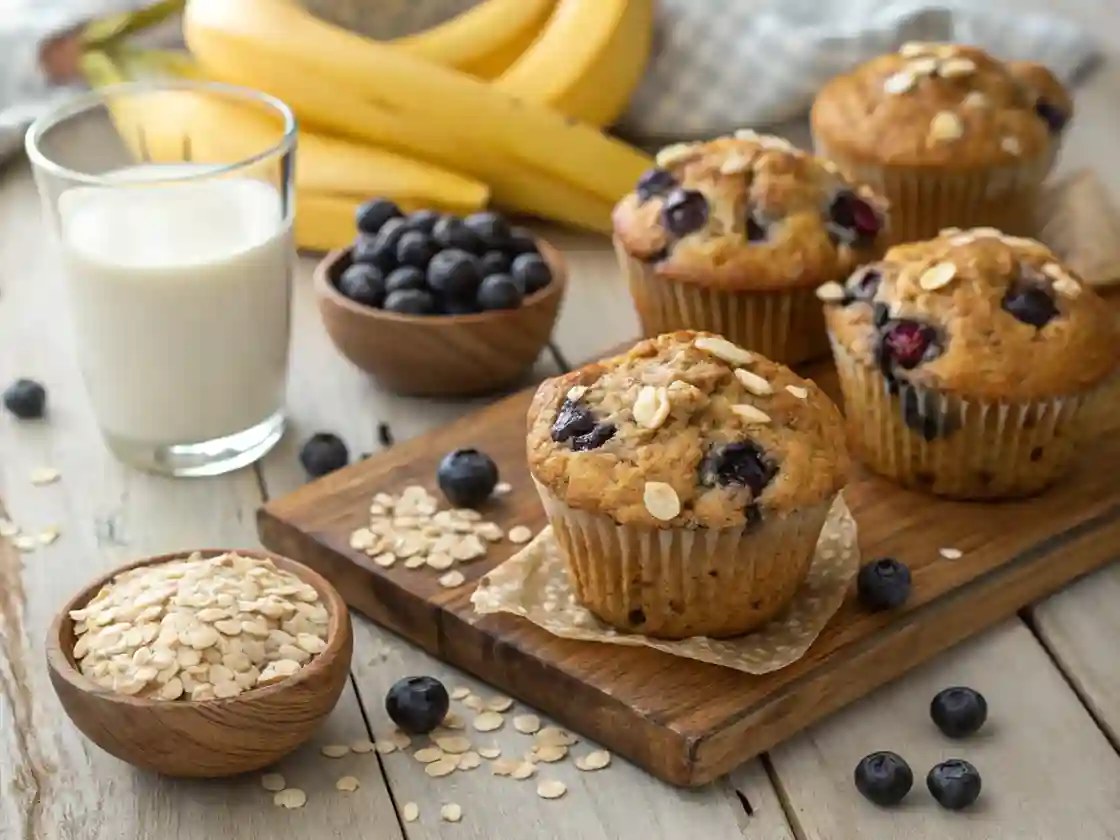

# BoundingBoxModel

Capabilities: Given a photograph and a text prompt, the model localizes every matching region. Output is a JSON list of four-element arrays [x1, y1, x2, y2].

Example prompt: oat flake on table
[[471, 494, 860, 675]]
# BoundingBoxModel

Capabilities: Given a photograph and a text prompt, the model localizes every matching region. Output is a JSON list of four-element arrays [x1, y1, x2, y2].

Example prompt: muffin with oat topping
[[526, 330, 850, 639], [612, 131, 889, 367], [821, 228, 1118, 499], [811, 43, 1072, 244]]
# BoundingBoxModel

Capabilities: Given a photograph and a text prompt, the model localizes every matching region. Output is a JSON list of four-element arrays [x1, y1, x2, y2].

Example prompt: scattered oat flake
[[434, 735, 472, 754], [414, 746, 444, 763], [511, 761, 536, 780], [439, 570, 466, 588], [536, 727, 577, 747], [785, 385, 809, 400], [37, 527, 61, 546], [536, 779, 567, 799], [391, 731, 412, 749], [473, 711, 505, 732], [403, 556, 427, 569], [491, 757, 518, 776], [486, 695, 514, 712], [426, 757, 458, 778], [478, 745, 502, 759], [402, 802, 420, 823], [575, 750, 612, 771], [335, 775, 361, 792], [451, 686, 471, 700], [493, 481, 512, 496], [508, 526, 533, 544], [260, 773, 287, 792], [442, 711, 466, 730], [513, 714, 541, 734], [13, 535, 37, 552], [939, 547, 963, 560], [374, 740, 398, 755], [371, 552, 396, 568], [440, 803, 463, 823], [463, 694, 485, 711], [29, 467, 60, 486], [350, 739, 375, 754], [273, 788, 307, 809], [458, 751, 482, 770], [320, 744, 350, 758], [535, 744, 568, 763], [426, 553, 455, 571]]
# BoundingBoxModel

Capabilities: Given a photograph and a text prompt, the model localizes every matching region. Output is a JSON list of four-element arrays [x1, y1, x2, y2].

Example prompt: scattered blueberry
[[930, 687, 988, 738], [637, 168, 677, 202], [699, 441, 777, 498], [661, 188, 709, 237], [337, 263, 385, 307], [2, 378, 47, 420], [377, 421, 394, 448], [827, 190, 882, 245], [854, 751, 914, 807], [550, 398, 597, 442], [432, 215, 484, 254], [1035, 99, 1068, 134], [1002, 280, 1058, 328], [384, 288, 436, 315], [477, 274, 524, 311], [571, 423, 616, 451], [480, 250, 513, 277], [403, 208, 441, 234], [881, 320, 938, 369], [511, 253, 552, 295], [506, 227, 540, 256], [436, 448, 499, 507], [396, 231, 438, 270], [927, 759, 982, 811], [428, 249, 482, 299], [385, 266, 428, 295], [857, 557, 912, 611], [463, 211, 512, 251], [298, 432, 349, 478], [355, 198, 402, 235], [385, 676, 450, 735]]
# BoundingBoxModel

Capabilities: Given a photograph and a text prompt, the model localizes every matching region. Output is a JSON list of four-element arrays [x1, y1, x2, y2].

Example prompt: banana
[[391, 0, 556, 79], [186, 33, 615, 232], [82, 50, 489, 250], [183, 0, 652, 206], [495, 0, 654, 127]]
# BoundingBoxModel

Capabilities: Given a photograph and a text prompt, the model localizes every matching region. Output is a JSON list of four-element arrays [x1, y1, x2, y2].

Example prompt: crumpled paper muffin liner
[[471, 494, 858, 675]]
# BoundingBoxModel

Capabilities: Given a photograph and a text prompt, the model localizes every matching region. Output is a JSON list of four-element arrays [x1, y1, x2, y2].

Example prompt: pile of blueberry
[[855, 686, 988, 811], [336, 199, 554, 316]]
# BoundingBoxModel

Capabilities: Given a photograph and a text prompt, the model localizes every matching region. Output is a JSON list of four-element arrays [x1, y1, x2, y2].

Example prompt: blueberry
[[571, 423, 615, 451], [1035, 99, 1068, 134], [385, 266, 428, 295], [636, 168, 677, 202], [351, 234, 395, 274], [854, 751, 914, 807], [480, 250, 513, 277], [355, 198, 402, 235], [385, 676, 450, 735], [463, 211, 512, 251], [432, 215, 484, 254], [880, 320, 938, 369], [363, 217, 410, 273], [506, 227, 539, 256], [661, 188, 709, 237], [698, 441, 777, 497], [298, 432, 349, 478], [396, 231, 438, 270], [857, 558, 912, 610], [428, 249, 482, 300], [437, 448, 499, 507], [477, 274, 524, 311], [745, 211, 768, 242], [384, 289, 436, 315], [2, 378, 47, 420], [901, 387, 943, 442], [439, 298, 481, 316], [1002, 281, 1058, 328], [927, 759, 982, 810], [550, 398, 597, 442], [930, 687, 988, 738], [511, 253, 552, 295], [337, 263, 385, 307], [403, 209, 441, 234], [827, 190, 882, 245]]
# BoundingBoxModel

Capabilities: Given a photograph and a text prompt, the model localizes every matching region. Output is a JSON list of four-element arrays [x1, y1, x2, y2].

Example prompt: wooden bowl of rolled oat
[[46, 549, 353, 778]]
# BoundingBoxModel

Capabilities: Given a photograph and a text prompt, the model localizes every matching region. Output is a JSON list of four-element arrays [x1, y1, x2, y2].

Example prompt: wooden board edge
[[686, 500, 1120, 786]]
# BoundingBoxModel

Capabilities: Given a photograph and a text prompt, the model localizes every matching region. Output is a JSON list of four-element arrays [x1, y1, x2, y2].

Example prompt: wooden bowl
[[314, 239, 567, 397], [46, 549, 353, 778]]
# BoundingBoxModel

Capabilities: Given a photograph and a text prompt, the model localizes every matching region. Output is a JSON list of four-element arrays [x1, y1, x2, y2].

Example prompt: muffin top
[[811, 43, 1072, 168], [612, 131, 889, 291], [822, 228, 1119, 402], [526, 331, 850, 529]]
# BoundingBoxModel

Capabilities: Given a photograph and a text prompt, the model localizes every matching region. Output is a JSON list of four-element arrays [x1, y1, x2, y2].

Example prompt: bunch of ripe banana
[[85, 0, 656, 251]]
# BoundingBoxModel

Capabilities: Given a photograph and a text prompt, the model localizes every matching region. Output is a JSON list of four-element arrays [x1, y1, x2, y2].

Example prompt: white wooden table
[[4, 3, 1120, 837]]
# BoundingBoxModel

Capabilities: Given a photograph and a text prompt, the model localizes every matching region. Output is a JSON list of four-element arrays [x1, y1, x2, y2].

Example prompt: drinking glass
[[25, 80, 297, 477]]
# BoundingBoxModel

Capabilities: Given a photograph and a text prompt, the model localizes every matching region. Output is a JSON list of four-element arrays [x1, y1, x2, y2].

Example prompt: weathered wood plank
[[0, 163, 402, 840]]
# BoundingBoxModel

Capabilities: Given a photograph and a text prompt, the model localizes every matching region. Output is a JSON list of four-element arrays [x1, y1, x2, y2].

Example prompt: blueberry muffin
[[811, 43, 1072, 244], [526, 331, 850, 639], [612, 131, 889, 367], [822, 228, 1118, 499]]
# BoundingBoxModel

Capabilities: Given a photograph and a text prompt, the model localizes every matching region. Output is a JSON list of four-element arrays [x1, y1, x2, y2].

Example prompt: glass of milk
[[25, 80, 296, 477]]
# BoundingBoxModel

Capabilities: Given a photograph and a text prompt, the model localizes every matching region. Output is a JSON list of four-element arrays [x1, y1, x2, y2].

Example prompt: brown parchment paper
[[471, 495, 858, 674]]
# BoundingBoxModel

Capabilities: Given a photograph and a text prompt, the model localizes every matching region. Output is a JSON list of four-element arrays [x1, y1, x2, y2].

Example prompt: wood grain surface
[[258, 352, 1120, 787]]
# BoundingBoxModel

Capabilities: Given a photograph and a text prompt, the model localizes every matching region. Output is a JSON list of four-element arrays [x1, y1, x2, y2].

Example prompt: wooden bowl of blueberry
[[314, 199, 566, 397]]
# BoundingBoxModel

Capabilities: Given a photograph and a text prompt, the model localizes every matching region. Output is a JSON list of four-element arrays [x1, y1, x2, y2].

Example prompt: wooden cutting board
[[257, 357, 1120, 788]]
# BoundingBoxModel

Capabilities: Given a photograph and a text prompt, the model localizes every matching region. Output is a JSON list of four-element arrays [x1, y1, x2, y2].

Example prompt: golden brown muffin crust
[[612, 132, 888, 292], [823, 228, 1119, 401], [811, 43, 1072, 169], [527, 331, 851, 528]]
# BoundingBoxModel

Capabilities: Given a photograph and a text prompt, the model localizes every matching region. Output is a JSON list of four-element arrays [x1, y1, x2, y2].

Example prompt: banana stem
[[79, 49, 131, 88], [81, 0, 186, 48]]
